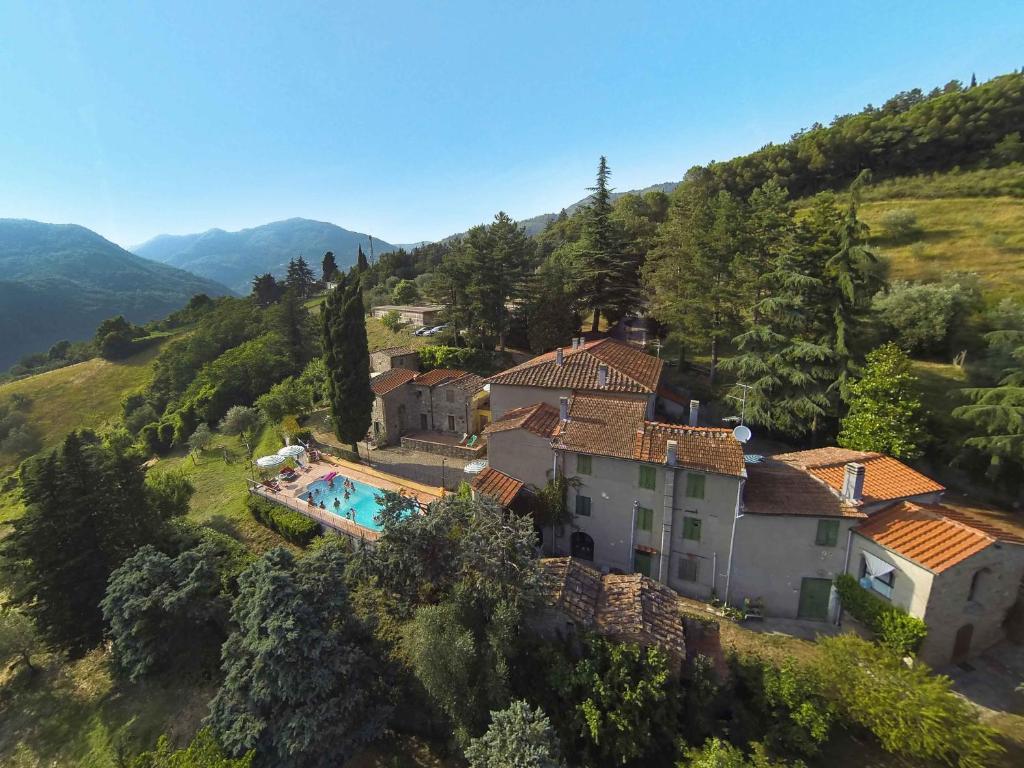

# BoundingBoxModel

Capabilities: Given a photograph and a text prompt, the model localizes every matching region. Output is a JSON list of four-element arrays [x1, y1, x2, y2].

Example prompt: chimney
[[571, 337, 579, 351], [841, 462, 866, 502], [559, 396, 569, 422], [688, 399, 700, 427], [666, 439, 678, 467], [576, 336, 585, 348], [555, 347, 564, 366], [597, 363, 608, 387]]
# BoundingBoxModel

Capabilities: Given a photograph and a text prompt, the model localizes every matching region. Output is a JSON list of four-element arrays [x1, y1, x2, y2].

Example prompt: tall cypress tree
[[321, 251, 338, 282], [322, 273, 373, 452], [357, 245, 370, 272]]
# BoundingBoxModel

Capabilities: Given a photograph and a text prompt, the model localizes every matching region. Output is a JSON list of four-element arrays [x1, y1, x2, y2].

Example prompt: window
[[682, 516, 701, 541], [685, 473, 705, 499], [860, 555, 896, 599], [634, 551, 652, 577], [677, 557, 698, 582], [638, 465, 656, 490], [447, 415, 456, 431], [571, 531, 594, 561], [419, 413, 428, 430], [815, 519, 839, 547], [576, 454, 592, 475], [575, 494, 592, 517], [968, 568, 989, 603], [636, 506, 653, 532]]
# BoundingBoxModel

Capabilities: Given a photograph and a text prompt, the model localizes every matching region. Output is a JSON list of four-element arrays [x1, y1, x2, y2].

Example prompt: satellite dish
[[732, 425, 752, 443]]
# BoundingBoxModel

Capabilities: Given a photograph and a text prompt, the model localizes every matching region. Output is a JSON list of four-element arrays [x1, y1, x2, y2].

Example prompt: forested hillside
[[135, 217, 396, 294], [0, 220, 231, 370]]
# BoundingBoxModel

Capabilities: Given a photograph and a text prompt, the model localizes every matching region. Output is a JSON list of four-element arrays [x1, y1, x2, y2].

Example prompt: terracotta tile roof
[[373, 345, 419, 357], [773, 448, 944, 505], [744, 459, 867, 518], [657, 383, 689, 405], [413, 368, 466, 388], [370, 368, 417, 396], [635, 421, 745, 477], [483, 402, 561, 438], [485, 338, 663, 394], [442, 372, 485, 396], [855, 501, 1007, 572], [540, 557, 685, 661], [470, 466, 524, 507], [552, 393, 745, 477]]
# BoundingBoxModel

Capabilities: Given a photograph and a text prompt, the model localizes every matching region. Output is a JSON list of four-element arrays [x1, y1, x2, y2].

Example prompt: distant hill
[[511, 181, 680, 237], [135, 217, 397, 293], [0, 219, 231, 370]]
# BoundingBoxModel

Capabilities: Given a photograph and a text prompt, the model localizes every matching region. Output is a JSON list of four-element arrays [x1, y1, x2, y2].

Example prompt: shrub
[[418, 345, 493, 375], [879, 208, 921, 240], [380, 310, 404, 332], [246, 495, 319, 546], [835, 574, 927, 656]]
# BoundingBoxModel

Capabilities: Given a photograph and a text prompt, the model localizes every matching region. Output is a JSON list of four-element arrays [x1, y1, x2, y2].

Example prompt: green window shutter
[[636, 506, 653, 532], [576, 454, 592, 475], [815, 519, 840, 547], [638, 465, 656, 489], [685, 473, 706, 499], [677, 557, 698, 582], [634, 551, 652, 577], [682, 517, 702, 541], [575, 494, 591, 517]]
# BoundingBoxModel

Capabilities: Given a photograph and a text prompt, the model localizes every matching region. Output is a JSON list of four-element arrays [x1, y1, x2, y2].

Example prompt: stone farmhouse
[[472, 339, 1024, 666], [370, 345, 420, 374], [369, 366, 485, 447]]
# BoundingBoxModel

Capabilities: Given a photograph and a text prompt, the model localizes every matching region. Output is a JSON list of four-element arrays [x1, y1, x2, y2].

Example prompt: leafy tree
[[145, 470, 195, 520], [879, 208, 921, 240], [284, 256, 316, 299], [209, 543, 391, 768], [554, 637, 677, 766], [321, 272, 373, 451], [1, 432, 170, 651], [188, 423, 213, 455], [680, 739, 795, 768], [102, 542, 227, 680], [251, 273, 283, 307], [838, 343, 924, 458], [465, 700, 564, 768], [0, 604, 42, 674], [816, 635, 1001, 768], [873, 277, 978, 355], [579, 157, 637, 331], [255, 376, 314, 423], [380, 309, 403, 332], [391, 278, 419, 304], [993, 131, 1024, 164], [219, 405, 262, 442], [357, 244, 370, 272], [96, 315, 145, 360], [321, 251, 338, 282], [132, 727, 253, 768]]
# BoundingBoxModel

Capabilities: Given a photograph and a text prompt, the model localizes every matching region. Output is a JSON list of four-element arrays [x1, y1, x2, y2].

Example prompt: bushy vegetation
[[246, 495, 320, 546], [834, 574, 928, 656], [418, 344, 494, 374]]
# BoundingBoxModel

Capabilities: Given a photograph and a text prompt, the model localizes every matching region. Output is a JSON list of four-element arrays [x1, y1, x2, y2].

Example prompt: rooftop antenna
[[726, 383, 753, 426]]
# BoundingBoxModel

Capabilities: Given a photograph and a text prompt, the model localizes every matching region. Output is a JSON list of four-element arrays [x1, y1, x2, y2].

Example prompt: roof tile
[[773, 448, 944, 504], [470, 466, 524, 507], [484, 402, 561, 438], [744, 459, 866, 518], [370, 368, 417, 396], [413, 368, 466, 388]]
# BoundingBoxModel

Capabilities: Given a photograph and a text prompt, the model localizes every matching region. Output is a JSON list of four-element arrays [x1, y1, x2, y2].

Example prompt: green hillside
[[0, 219, 231, 370]]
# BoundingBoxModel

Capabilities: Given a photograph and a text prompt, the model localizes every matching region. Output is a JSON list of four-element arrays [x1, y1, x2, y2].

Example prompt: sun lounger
[[466, 435, 478, 448], [457, 433, 469, 445]]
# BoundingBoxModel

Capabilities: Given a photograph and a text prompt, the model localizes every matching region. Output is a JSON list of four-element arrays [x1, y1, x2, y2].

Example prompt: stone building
[[370, 345, 420, 373]]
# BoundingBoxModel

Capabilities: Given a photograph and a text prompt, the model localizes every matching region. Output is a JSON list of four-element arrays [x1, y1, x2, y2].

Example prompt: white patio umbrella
[[255, 454, 286, 472], [278, 444, 307, 466]]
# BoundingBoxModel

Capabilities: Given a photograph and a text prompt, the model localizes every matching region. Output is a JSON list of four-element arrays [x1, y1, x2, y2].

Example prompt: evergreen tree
[[1, 433, 172, 651], [251, 273, 282, 307], [321, 251, 338, 282], [838, 343, 924, 459], [465, 700, 564, 768], [321, 272, 373, 451], [580, 157, 638, 331], [274, 288, 315, 367], [284, 256, 316, 299], [357, 244, 370, 272], [209, 543, 390, 768]]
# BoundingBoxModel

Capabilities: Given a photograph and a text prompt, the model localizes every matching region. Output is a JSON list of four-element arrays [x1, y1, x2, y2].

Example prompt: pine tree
[[321, 272, 373, 452], [251, 273, 282, 307], [580, 157, 638, 331], [274, 288, 314, 368], [284, 256, 315, 299], [357, 244, 369, 272], [321, 251, 338, 282]]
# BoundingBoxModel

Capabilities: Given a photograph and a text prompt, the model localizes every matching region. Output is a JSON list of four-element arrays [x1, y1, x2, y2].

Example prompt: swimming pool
[[301, 475, 401, 532]]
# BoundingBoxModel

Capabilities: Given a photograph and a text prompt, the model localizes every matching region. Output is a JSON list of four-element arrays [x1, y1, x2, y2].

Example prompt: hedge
[[835, 574, 927, 656], [247, 495, 320, 546]]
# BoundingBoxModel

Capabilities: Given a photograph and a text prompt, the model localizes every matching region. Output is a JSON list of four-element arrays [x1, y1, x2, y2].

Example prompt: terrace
[[399, 430, 487, 460], [248, 452, 444, 542]]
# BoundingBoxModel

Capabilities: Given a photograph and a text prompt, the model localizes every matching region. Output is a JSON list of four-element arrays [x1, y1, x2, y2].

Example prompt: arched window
[[968, 567, 989, 602], [570, 531, 594, 561]]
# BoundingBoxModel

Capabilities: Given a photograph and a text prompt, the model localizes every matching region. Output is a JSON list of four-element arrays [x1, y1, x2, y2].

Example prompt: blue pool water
[[301, 476, 395, 531]]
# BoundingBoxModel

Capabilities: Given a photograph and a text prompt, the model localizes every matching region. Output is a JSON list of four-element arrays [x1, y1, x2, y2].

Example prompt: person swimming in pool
[[348, 508, 356, 520], [333, 498, 340, 510], [306, 494, 314, 506], [319, 500, 326, 509], [343, 490, 350, 501]]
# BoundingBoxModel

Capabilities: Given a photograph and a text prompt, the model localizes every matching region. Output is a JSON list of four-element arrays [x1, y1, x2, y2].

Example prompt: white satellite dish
[[732, 425, 752, 443]]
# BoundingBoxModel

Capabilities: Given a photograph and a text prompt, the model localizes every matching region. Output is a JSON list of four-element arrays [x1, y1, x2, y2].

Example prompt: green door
[[797, 578, 832, 621], [634, 551, 653, 577]]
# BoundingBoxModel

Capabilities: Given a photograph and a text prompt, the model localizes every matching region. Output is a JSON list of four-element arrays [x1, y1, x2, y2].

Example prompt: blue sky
[[1, 1, 1022, 248]]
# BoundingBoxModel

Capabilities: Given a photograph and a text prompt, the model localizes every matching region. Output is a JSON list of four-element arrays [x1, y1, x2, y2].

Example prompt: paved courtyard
[[360, 442, 472, 490]]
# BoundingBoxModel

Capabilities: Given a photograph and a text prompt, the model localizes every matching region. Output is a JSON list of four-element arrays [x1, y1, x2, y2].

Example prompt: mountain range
[[134, 218, 396, 294], [0, 219, 231, 370]]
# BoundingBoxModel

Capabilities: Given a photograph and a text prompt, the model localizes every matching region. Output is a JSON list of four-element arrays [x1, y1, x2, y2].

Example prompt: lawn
[[857, 196, 1024, 299], [0, 342, 169, 476]]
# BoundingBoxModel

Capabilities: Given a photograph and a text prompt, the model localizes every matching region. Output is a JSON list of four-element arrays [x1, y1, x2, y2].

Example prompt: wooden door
[[953, 623, 973, 664], [797, 578, 832, 621]]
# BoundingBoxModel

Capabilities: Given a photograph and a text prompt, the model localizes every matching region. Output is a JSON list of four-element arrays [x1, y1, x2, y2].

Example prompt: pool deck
[[249, 453, 444, 541]]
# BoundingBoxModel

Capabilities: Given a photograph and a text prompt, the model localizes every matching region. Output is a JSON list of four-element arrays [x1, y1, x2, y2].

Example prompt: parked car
[[413, 326, 431, 336], [423, 324, 448, 336]]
